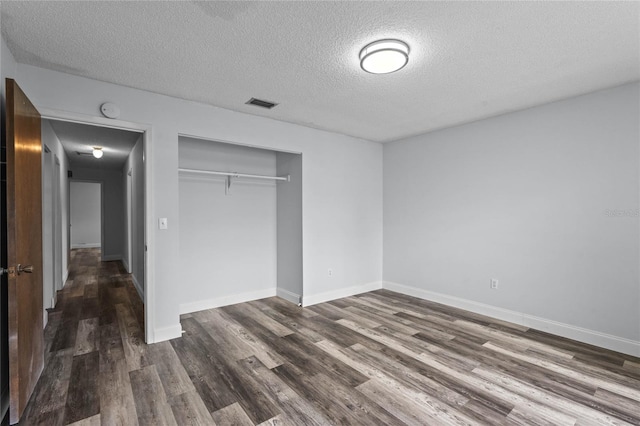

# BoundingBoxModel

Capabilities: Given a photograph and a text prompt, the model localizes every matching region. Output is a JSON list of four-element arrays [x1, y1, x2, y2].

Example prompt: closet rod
[[178, 167, 290, 182]]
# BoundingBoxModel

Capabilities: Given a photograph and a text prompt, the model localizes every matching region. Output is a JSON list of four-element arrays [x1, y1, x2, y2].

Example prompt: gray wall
[[178, 137, 278, 312], [70, 181, 101, 248], [384, 82, 640, 342], [123, 135, 144, 297], [71, 168, 124, 261], [276, 152, 303, 303]]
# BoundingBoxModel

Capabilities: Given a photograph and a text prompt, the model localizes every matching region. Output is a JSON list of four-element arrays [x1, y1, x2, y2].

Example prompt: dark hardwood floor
[[20, 248, 640, 425]]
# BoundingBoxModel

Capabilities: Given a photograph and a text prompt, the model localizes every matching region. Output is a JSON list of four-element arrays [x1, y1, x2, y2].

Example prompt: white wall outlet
[[490, 279, 499, 289], [159, 217, 168, 230], [328, 268, 333, 277]]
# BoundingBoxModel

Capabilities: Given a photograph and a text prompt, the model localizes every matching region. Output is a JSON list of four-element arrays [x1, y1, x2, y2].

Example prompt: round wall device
[[100, 102, 120, 119]]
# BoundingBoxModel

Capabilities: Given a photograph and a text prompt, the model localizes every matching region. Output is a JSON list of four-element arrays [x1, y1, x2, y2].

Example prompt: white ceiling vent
[[246, 98, 278, 109]]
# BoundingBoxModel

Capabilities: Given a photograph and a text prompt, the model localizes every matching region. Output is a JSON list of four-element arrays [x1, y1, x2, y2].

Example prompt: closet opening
[[178, 136, 302, 314]]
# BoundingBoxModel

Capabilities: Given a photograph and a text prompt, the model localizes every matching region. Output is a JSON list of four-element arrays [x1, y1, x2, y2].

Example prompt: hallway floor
[[20, 248, 145, 425]]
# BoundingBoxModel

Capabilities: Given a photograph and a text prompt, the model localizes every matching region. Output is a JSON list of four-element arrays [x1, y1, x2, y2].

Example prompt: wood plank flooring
[[19, 248, 640, 425]]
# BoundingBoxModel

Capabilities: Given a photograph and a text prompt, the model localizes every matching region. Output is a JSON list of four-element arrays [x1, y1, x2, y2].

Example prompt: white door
[[69, 181, 102, 250]]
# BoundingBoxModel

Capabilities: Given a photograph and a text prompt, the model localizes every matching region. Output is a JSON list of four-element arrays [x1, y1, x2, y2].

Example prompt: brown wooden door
[[5, 78, 44, 424]]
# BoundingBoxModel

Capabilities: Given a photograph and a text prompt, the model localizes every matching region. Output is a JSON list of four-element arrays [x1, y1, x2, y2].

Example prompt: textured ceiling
[[3, 2, 639, 143], [47, 119, 141, 169]]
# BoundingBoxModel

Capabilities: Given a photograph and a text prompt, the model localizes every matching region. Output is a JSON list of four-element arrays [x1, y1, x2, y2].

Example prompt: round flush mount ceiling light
[[92, 147, 104, 159], [359, 39, 410, 74]]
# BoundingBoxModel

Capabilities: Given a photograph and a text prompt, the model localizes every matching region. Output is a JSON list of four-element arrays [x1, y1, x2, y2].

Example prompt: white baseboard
[[102, 254, 123, 262], [152, 324, 183, 343], [122, 258, 130, 273], [519, 315, 640, 358], [277, 288, 301, 305], [179, 287, 277, 315], [131, 274, 144, 300], [303, 281, 383, 307], [71, 243, 101, 248], [382, 281, 640, 357]]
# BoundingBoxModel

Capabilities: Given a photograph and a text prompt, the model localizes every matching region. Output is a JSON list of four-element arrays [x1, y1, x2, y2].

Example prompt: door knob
[[16, 264, 33, 275], [0, 265, 34, 276]]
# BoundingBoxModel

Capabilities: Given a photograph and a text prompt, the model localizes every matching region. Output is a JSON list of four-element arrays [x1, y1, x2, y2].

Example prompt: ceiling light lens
[[92, 147, 103, 159], [360, 39, 409, 74]]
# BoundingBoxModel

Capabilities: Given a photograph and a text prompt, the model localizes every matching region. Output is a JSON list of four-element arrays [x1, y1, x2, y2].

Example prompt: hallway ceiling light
[[359, 39, 410, 74], [92, 147, 103, 159]]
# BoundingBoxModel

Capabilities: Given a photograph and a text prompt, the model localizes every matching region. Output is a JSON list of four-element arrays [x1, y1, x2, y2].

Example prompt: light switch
[[159, 218, 168, 230]]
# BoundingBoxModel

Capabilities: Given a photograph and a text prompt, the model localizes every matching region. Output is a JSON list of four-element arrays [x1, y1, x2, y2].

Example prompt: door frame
[[53, 155, 62, 294], [126, 168, 133, 274], [41, 145, 54, 325], [38, 107, 154, 343]]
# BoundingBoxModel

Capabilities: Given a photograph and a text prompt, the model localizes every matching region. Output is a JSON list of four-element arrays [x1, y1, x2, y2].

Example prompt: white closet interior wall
[[276, 152, 303, 305], [178, 136, 289, 313]]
